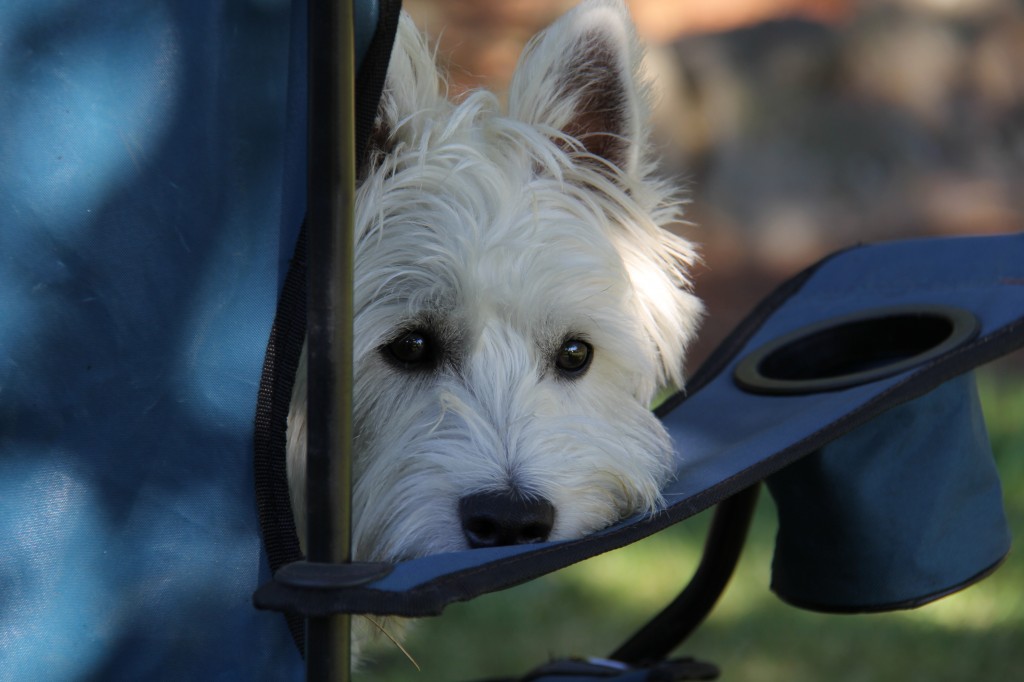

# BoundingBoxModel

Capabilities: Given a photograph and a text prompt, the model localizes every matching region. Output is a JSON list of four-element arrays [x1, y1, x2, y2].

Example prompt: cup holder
[[734, 304, 980, 395]]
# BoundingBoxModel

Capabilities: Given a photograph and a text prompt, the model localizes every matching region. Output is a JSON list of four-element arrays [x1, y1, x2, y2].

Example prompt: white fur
[[287, 0, 702, 656]]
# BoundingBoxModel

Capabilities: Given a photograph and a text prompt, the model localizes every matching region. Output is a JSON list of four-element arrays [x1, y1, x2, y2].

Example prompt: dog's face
[[288, 0, 702, 564]]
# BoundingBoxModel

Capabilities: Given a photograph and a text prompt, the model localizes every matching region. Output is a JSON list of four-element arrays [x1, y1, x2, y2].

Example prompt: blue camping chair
[[1, 0, 341, 677], [3, 1, 1022, 680]]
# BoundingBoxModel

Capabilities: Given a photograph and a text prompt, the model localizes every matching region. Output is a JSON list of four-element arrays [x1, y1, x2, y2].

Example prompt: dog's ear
[[507, 0, 647, 177], [366, 14, 447, 165], [510, 2, 703, 393]]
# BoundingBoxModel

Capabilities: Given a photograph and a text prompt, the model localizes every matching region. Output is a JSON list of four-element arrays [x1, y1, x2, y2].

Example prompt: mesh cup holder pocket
[[734, 304, 980, 395]]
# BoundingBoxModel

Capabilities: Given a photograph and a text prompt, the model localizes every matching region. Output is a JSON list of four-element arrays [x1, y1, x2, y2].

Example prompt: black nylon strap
[[253, 223, 308, 649], [253, 0, 403, 654], [355, 0, 402, 177]]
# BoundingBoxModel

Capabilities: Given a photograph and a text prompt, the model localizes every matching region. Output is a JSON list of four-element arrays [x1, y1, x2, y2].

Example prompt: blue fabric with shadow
[[0, 1, 376, 678]]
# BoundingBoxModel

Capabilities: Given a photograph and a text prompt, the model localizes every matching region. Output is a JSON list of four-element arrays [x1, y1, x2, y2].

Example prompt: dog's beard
[[348, 331, 677, 562]]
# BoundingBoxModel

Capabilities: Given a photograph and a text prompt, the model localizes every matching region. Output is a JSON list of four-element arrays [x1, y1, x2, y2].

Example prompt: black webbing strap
[[253, 221, 307, 649], [253, 0, 402, 654], [611, 253, 837, 664], [354, 0, 402, 179], [610, 485, 759, 664]]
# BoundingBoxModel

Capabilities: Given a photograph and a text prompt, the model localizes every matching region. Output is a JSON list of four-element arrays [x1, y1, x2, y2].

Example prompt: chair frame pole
[[305, 0, 357, 678]]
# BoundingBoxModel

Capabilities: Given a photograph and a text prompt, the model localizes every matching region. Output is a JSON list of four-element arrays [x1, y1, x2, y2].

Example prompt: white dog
[[287, 0, 702, 652]]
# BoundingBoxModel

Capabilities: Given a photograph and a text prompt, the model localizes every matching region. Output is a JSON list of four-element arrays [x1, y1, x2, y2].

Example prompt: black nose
[[459, 491, 556, 549]]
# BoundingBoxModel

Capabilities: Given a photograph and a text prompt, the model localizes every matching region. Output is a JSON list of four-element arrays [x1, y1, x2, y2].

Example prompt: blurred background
[[357, 1, 1024, 680]]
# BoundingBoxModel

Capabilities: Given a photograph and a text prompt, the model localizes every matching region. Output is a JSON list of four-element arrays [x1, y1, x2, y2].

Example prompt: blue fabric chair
[[1, 1, 378, 678]]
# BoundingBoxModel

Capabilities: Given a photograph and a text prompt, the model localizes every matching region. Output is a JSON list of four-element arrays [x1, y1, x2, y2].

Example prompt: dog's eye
[[384, 330, 434, 368], [555, 338, 592, 377]]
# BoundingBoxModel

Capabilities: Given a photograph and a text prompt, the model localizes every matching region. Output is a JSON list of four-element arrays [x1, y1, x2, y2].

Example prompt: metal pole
[[305, 0, 356, 679]]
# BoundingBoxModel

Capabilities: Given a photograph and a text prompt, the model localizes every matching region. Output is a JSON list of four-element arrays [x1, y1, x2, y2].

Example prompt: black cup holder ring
[[734, 304, 981, 395]]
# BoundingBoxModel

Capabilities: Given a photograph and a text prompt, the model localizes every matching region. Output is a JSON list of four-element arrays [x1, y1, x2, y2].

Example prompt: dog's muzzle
[[458, 491, 555, 549]]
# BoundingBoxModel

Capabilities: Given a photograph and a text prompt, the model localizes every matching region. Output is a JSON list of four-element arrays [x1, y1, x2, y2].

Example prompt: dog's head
[[302, 1, 703, 562]]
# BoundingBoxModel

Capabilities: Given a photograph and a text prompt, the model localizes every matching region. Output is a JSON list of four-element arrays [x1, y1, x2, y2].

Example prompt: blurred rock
[[664, 1, 1024, 259]]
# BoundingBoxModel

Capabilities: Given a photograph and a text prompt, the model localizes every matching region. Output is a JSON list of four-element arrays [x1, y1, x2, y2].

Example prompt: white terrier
[[287, 0, 702, 625]]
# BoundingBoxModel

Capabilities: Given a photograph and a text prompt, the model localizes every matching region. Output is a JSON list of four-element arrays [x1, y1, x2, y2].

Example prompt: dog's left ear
[[507, 0, 647, 177], [510, 1, 704, 394]]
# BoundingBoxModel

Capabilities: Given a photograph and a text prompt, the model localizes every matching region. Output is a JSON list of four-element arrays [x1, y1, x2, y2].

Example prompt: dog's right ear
[[365, 14, 446, 166]]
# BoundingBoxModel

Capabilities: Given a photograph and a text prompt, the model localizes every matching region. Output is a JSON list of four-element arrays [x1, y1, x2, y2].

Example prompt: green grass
[[357, 365, 1024, 681]]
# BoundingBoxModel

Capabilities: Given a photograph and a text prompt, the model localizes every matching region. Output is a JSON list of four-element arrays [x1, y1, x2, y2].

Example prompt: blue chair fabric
[[0, 0, 381, 678]]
